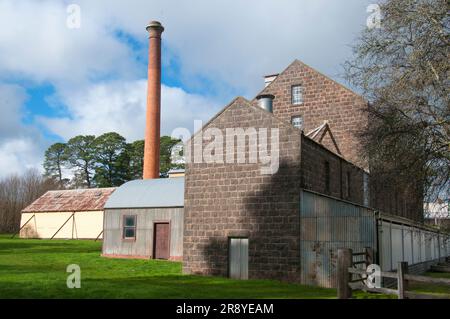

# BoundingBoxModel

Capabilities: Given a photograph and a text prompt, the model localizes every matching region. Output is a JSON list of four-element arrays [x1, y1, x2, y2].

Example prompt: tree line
[[0, 133, 183, 233], [44, 132, 183, 188], [0, 169, 60, 233]]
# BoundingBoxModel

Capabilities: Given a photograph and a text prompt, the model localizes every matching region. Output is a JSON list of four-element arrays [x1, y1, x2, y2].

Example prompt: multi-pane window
[[291, 115, 303, 129], [123, 215, 137, 240], [291, 85, 304, 105]]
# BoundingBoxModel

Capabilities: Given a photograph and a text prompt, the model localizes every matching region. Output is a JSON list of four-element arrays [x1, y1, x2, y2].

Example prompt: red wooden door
[[154, 223, 170, 259]]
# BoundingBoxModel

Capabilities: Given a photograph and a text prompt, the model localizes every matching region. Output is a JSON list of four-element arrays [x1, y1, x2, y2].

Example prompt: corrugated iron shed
[[104, 177, 184, 209], [22, 188, 116, 213]]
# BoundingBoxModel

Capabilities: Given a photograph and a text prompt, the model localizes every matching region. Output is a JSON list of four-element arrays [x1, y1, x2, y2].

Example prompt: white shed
[[19, 188, 115, 239]]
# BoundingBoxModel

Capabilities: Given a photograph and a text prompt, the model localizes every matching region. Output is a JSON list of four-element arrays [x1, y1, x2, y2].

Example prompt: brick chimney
[[143, 21, 164, 179]]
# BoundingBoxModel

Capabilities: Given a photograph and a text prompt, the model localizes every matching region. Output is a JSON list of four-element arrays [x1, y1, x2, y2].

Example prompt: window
[[291, 115, 303, 129], [363, 173, 369, 206], [291, 85, 304, 105], [123, 215, 137, 240], [346, 171, 351, 199], [324, 161, 330, 194]]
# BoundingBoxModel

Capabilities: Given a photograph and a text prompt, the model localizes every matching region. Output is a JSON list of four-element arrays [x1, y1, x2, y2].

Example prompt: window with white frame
[[291, 85, 304, 105], [291, 115, 303, 129]]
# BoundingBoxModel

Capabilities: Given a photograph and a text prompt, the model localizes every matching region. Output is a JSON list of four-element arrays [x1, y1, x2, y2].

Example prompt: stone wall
[[257, 60, 368, 168], [183, 97, 303, 281]]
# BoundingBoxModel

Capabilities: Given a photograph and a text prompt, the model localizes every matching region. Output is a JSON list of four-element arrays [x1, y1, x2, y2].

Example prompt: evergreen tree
[[160, 136, 182, 175], [43, 143, 67, 185], [93, 132, 127, 187], [127, 140, 144, 180], [65, 135, 97, 188]]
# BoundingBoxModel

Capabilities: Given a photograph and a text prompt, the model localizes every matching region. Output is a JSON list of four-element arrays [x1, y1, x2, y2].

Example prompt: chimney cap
[[256, 94, 275, 100], [146, 20, 164, 33]]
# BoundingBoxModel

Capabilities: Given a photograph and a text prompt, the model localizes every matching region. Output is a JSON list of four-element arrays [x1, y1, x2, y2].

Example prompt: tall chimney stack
[[143, 21, 164, 179]]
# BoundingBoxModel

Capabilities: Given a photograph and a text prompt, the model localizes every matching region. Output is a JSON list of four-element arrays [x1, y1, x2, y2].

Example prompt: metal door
[[229, 238, 248, 280], [154, 223, 170, 259]]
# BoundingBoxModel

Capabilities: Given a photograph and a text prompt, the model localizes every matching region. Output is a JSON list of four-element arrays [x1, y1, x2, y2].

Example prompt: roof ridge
[[291, 59, 365, 99], [46, 187, 116, 193], [186, 96, 250, 144], [252, 59, 365, 102], [252, 60, 298, 101]]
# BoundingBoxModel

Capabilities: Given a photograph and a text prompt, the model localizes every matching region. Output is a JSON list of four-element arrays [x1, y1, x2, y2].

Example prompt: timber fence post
[[337, 248, 353, 299], [397, 261, 408, 299]]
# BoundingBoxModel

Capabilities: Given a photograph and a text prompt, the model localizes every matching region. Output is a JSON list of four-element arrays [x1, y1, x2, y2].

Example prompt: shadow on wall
[[197, 159, 302, 282]]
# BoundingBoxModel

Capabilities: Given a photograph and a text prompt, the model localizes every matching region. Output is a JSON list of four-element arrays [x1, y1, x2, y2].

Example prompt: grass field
[[408, 271, 450, 296], [0, 235, 443, 299]]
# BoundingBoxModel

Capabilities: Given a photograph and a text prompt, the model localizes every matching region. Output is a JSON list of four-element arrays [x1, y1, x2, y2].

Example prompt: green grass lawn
[[409, 272, 450, 297], [0, 234, 438, 299], [0, 235, 338, 299]]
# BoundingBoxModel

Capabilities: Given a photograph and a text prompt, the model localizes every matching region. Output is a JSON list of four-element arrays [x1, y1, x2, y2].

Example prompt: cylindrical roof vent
[[256, 94, 275, 113]]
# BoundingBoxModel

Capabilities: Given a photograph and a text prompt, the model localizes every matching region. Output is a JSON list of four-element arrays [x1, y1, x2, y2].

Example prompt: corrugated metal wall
[[102, 207, 184, 259], [379, 219, 450, 271], [300, 190, 377, 288], [300, 190, 450, 288]]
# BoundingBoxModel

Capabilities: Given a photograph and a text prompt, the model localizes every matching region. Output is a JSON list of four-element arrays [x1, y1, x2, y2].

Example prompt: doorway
[[153, 222, 170, 259], [229, 237, 248, 280]]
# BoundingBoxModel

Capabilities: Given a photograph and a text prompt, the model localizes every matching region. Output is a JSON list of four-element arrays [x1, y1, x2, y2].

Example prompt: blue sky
[[0, 0, 374, 177]]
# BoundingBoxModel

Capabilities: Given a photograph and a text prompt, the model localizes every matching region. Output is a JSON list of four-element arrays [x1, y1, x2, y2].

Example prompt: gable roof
[[104, 177, 184, 209], [187, 96, 300, 145], [186, 96, 250, 144], [22, 188, 116, 213], [254, 59, 366, 101], [306, 121, 342, 155]]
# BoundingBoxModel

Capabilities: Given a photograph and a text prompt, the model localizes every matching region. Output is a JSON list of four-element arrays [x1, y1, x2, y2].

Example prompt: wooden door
[[154, 223, 170, 259], [229, 238, 248, 280]]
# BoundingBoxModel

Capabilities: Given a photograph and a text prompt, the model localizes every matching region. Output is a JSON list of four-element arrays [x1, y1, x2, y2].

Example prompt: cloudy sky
[[0, 0, 374, 178]]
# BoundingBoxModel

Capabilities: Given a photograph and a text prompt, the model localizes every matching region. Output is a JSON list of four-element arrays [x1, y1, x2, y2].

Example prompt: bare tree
[[0, 169, 61, 233], [345, 0, 449, 207]]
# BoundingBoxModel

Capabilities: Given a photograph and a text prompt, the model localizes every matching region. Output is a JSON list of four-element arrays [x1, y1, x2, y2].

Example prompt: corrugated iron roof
[[104, 177, 184, 209], [22, 188, 116, 213]]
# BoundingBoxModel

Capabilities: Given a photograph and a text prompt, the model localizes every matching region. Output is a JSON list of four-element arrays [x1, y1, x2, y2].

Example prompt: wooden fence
[[337, 248, 450, 299]]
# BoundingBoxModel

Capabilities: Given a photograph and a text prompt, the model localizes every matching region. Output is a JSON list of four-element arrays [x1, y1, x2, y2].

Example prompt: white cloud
[[0, 0, 139, 86], [78, 0, 374, 95], [0, 0, 375, 176], [38, 81, 220, 141], [0, 138, 43, 177], [0, 84, 45, 178], [0, 0, 374, 94], [0, 84, 27, 139]]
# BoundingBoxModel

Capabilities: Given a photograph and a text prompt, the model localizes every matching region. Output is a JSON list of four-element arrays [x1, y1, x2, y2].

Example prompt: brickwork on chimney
[[143, 21, 164, 179]]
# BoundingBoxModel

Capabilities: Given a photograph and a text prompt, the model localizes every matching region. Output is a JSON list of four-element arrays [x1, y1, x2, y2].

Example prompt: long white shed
[[19, 188, 115, 239]]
